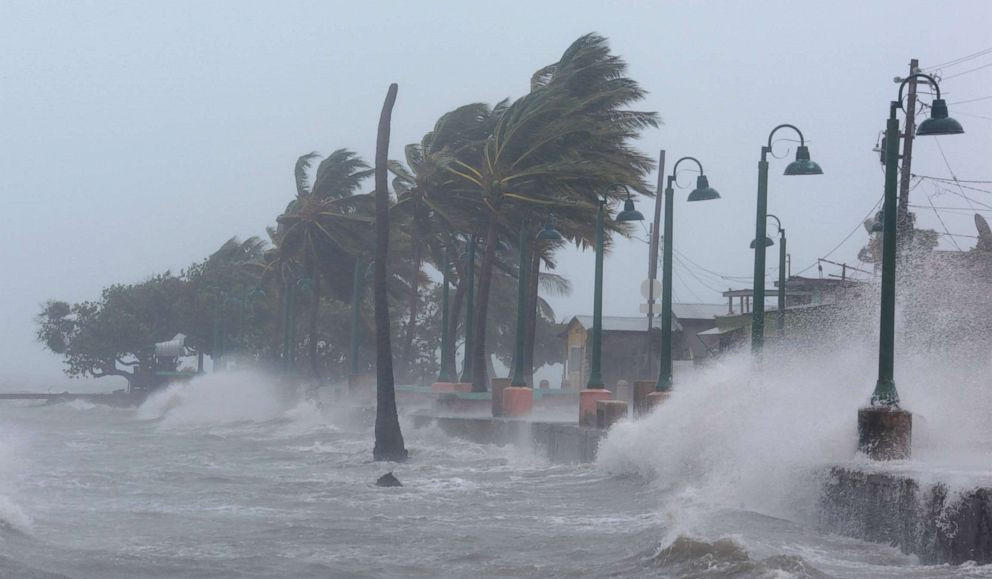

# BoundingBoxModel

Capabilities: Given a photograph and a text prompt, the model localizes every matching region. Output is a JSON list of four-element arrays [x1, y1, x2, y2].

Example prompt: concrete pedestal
[[579, 389, 613, 427], [431, 382, 459, 393], [596, 400, 628, 429], [502, 387, 533, 417], [858, 406, 912, 460], [452, 382, 472, 392], [632, 380, 656, 416], [645, 390, 670, 412], [491, 378, 511, 417], [615, 380, 632, 404]]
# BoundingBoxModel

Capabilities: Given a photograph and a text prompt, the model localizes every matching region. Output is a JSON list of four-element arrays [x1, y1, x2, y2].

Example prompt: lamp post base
[[645, 390, 670, 412], [632, 380, 656, 416], [858, 406, 912, 460], [491, 378, 511, 417], [502, 387, 533, 417], [596, 399, 628, 429], [579, 389, 613, 427]]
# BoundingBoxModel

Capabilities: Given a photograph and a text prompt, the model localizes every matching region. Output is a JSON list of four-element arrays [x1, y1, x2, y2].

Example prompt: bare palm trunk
[[470, 213, 500, 392], [373, 83, 407, 462], [522, 250, 540, 386]]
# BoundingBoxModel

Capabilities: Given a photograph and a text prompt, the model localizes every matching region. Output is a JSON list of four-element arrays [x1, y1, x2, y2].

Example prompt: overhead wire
[[925, 47, 992, 72], [794, 195, 884, 275], [942, 61, 992, 81]]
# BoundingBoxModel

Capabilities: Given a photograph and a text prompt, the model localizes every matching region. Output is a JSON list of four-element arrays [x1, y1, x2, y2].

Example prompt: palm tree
[[373, 83, 407, 462], [275, 149, 374, 377], [443, 33, 658, 392], [388, 102, 506, 381]]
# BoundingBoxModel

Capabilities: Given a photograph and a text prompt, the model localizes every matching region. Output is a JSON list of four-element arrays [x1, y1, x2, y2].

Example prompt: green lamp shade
[[687, 175, 720, 201], [784, 145, 823, 175], [536, 223, 563, 241], [749, 236, 774, 249], [615, 197, 644, 222], [916, 99, 964, 136]]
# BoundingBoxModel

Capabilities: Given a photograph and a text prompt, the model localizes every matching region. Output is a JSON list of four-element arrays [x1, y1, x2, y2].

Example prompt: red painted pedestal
[[579, 389, 613, 427]]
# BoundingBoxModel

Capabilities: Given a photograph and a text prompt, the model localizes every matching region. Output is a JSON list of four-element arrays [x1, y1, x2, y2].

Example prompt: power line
[[909, 203, 992, 214], [912, 174, 992, 185], [942, 61, 992, 80], [794, 195, 884, 275], [926, 47, 992, 71], [926, 191, 962, 250], [948, 95, 992, 105]]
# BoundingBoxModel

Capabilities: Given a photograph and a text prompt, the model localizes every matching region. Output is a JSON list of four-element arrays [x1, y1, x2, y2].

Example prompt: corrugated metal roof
[[573, 315, 672, 332]]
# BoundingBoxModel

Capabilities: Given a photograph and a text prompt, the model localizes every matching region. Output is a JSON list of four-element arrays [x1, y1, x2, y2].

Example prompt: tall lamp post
[[579, 187, 643, 426], [504, 216, 562, 416], [751, 214, 786, 337], [656, 158, 721, 393], [858, 73, 963, 460], [751, 125, 822, 354]]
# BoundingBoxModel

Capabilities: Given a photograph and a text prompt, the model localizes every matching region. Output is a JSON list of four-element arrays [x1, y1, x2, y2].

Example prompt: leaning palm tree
[[444, 33, 658, 392], [275, 149, 374, 377], [372, 83, 407, 462]]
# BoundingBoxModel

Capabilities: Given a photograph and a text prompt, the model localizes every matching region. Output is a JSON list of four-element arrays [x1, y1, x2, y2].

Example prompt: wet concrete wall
[[411, 414, 604, 463], [820, 467, 992, 565]]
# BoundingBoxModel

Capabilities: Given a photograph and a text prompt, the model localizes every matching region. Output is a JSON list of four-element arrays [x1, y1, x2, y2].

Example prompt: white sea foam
[[137, 370, 295, 427]]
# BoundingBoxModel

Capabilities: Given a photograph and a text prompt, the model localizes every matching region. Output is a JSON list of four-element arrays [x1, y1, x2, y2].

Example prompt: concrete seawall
[[411, 414, 605, 463], [820, 467, 992, 565]]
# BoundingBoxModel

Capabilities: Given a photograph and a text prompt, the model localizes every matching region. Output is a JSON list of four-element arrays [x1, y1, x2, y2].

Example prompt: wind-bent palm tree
[[373, 83, 407, 462], [444, 33, 658, 392], [275, 150, 374, 377]]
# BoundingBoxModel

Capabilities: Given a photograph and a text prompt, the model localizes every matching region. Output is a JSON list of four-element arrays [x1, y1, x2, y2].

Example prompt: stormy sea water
[[0, 352, 991, 578]]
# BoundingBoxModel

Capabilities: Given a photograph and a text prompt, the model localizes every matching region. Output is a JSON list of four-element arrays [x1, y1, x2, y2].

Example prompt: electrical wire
[[948, 95, 992, 105], [794, 195, 884, 275], [912, 174, 992, 185], [926, 190, 963, 250], [926, 47, 992, 71], [942, 61, 992, 80]]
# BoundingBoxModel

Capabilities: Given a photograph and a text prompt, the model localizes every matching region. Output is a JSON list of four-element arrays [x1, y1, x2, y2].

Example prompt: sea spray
[[137, 370, 298, 427]]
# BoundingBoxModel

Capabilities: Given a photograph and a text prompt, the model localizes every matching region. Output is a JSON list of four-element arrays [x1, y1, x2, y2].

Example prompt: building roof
[[562, 304, 726, 336]]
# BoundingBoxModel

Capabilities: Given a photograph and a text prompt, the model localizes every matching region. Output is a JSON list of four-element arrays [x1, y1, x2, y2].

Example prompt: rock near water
[[375, 472, 402, 487]]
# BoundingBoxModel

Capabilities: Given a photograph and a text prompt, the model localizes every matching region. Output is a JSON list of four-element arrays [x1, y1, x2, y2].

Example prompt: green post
[[778, 229, 787, 336], [657, 178, 675, 391], [349, 258, 363, 377], [437, 243, 453, 382], [751, 151, 769, 353], [587, 199, 606, 389], [871, 104, 901, 406], [510, 224, 530, 387], [460, 236, 476, 383]]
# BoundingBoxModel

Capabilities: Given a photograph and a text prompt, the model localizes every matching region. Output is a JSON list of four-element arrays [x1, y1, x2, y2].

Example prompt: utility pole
[[897, 58, 919, 241], [645, 150, 665, 375]]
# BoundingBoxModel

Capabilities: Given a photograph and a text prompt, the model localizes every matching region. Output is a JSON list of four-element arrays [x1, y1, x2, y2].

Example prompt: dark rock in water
[[376, 472, 402, 487]]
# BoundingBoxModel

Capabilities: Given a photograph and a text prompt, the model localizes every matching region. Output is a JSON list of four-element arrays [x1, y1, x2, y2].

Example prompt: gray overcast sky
[[2, 0, 990, 389]]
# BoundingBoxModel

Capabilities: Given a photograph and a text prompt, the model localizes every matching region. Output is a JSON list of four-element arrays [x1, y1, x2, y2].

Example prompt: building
[[559, 303, 726, 390]]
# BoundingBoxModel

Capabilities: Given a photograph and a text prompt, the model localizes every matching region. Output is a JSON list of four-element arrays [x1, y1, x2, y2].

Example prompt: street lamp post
[[579, 188, 643, 426], [751, 214, 786, 337], [751, 125, 822, 354], [657, 158, 721, 392], [858, 73, 963, 460]]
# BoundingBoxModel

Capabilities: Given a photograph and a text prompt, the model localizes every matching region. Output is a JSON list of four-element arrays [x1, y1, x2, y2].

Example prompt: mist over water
[[0, 271, 990, 577]]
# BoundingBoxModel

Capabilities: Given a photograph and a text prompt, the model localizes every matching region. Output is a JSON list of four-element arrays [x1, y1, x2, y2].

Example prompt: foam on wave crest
[[137, 370, 296, 427]]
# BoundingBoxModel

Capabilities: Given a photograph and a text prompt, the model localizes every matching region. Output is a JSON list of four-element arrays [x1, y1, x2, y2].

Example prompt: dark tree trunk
[[308, 270, 321, 378], [400, 237, 422, 380], [372, 83, 407, 462], [522, 250, 540, 386], [470, 213, 500, 392]]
